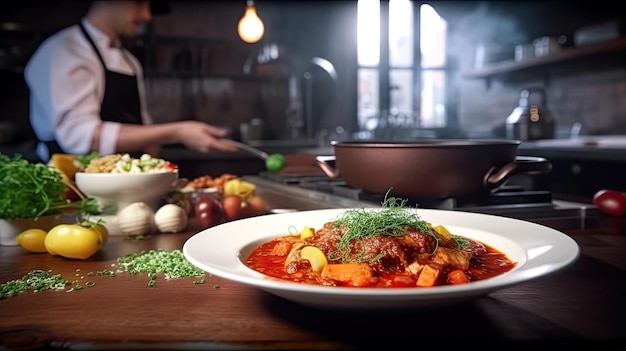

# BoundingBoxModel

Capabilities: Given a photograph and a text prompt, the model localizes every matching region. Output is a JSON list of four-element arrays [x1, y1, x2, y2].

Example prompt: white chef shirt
[[24, 18, 153, 162]]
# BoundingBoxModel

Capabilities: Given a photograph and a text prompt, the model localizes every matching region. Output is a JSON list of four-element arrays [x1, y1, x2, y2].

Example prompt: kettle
[[505, 88, 555, 140]]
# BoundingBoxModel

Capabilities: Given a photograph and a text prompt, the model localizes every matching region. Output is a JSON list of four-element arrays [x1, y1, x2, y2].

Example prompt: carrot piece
[[447, 269, 470, 285], [270, 241, 291, 256], [321, 263, 374, 287]]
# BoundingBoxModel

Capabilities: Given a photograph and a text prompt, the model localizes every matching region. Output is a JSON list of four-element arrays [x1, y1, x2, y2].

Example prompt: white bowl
[[184, 208, 580, 311], [75, 171, 179, 214], [0, 215, 74, 246]]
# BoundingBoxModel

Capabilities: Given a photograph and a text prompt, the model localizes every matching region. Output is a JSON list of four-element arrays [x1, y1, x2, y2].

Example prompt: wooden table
[[1, 215, 625, 349]]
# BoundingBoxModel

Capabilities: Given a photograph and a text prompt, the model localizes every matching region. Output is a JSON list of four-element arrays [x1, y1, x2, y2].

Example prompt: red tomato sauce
[[244, 238, 517, 288]]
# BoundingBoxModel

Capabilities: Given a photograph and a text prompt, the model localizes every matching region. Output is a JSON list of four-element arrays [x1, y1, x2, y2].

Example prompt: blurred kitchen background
[[1, 0, 626, 196]]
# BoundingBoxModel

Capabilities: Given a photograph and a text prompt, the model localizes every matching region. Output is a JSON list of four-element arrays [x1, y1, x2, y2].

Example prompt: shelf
[[142, 71, 288, 82], [462, 37, 626, 79]]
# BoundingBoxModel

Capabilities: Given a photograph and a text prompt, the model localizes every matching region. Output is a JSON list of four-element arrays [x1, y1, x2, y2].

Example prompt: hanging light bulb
[[238, 0, 265, 44]]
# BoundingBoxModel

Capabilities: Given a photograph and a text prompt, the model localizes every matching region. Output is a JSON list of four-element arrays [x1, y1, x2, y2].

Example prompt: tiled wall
[[142, 1, 357, 141]]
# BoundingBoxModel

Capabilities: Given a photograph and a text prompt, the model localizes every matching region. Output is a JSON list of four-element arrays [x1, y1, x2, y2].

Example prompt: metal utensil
[[229, 140, 268, 160]]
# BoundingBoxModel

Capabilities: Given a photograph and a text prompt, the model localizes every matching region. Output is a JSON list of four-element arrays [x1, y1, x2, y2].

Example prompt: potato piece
[[431, 246, 471, 270], [321, 263, 374, 287], [432, 224, 452, 239], [416, 264, 440, 287], [406, 261, 425, 275], [300, 246, 328, 273], [299, 226, 314, 240]]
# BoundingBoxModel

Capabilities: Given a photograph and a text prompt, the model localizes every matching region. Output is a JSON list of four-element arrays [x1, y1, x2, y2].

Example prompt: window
[[357, 0, 448, 138]]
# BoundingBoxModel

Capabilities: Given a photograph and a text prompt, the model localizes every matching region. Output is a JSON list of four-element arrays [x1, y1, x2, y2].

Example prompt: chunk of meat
[[284, 242, 305, 273], [360, 231, 437, 274], [308, 223, 437, 275], [470, 239, 487, 256], [431, 246, 471, 270], [304, 222, 344, 258]]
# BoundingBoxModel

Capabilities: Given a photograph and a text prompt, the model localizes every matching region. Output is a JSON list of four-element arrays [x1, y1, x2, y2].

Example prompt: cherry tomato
[[221, 195, 250, 221], [195, 196, 223, 228], [593, 189, 626, 216]]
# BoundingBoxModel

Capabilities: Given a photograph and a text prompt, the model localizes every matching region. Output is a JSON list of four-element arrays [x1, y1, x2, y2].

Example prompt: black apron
[[43, 22, 143, 157]]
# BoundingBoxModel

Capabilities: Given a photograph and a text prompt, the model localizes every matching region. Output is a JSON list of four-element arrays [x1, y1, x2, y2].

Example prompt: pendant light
[[238, 0, 265, 44]]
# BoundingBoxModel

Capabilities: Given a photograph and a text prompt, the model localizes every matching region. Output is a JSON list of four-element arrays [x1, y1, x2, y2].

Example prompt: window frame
[[357, 0, 458, 134]]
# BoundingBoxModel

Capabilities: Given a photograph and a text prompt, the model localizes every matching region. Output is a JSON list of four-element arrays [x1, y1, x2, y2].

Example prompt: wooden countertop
[[1, 215, 625, 349]]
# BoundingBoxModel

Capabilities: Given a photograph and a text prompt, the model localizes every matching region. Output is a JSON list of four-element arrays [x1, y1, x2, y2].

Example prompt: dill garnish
[[332, 192, 433, 262], [451, 236, 472, 251]]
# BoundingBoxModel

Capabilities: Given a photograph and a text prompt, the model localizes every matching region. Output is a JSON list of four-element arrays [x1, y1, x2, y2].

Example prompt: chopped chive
[[1, 250, 207, 299]]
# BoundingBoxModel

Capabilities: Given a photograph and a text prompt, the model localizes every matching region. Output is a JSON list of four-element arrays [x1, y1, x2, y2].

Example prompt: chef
[[24, 0, 239, 163]]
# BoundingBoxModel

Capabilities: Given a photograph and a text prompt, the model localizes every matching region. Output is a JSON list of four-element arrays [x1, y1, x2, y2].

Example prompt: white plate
[[183, 208, 580, 311]]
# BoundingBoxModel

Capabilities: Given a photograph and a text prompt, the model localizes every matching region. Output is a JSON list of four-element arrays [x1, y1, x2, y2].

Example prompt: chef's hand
[[176, 121, 240, 153]]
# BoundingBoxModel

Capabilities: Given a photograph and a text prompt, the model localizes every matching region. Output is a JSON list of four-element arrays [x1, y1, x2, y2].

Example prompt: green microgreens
[[331, 190, 434, 263]]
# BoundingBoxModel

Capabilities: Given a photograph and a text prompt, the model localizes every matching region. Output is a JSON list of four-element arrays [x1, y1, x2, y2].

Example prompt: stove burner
[[354, 186, 554, 210], [261, 172, 553, 209], [253, 172, 597, 230]]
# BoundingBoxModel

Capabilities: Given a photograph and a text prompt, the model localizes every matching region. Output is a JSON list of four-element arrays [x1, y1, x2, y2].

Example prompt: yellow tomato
[[44, 223, 104, 260], [223, 179, 256, 198], [91, 223, 109, 248], [15, 228, 48, 253]]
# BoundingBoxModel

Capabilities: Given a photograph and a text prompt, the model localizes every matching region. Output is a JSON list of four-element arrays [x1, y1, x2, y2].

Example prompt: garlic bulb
[[117, 202, 155, 236], [154, 204, 188, 233]]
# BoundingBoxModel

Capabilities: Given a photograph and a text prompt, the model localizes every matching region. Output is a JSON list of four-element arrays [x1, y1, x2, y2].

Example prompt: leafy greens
[[0, 153, 100, 220]]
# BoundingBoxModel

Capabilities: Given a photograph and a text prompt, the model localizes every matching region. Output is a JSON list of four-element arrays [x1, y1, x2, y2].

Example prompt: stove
[[244, 173, 598, 231]]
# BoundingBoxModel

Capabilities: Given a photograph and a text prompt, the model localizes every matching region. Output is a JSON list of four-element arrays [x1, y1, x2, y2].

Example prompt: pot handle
[[315, 155, 340, 178], [484, 156, 552, 188]]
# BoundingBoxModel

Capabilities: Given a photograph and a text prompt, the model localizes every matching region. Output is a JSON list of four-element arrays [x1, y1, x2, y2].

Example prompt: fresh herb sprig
[[74, 151, 99, 170], [332, 192, 433, 263], [0, 153, 100, 220]]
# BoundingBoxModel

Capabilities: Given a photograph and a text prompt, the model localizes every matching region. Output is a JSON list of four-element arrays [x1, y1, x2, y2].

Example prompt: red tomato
[[195, 196, 223, 228], [221, 195, 250, 221], [246, 195, 269, 216], [593, 189, 626, 216]]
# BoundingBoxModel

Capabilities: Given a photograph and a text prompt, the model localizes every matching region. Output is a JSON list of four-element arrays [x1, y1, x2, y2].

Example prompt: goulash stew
[[245, 197, 517, 288]]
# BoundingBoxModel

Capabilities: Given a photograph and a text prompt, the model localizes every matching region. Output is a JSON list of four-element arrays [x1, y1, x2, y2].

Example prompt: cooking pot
[[315, 140, 552, 199]]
